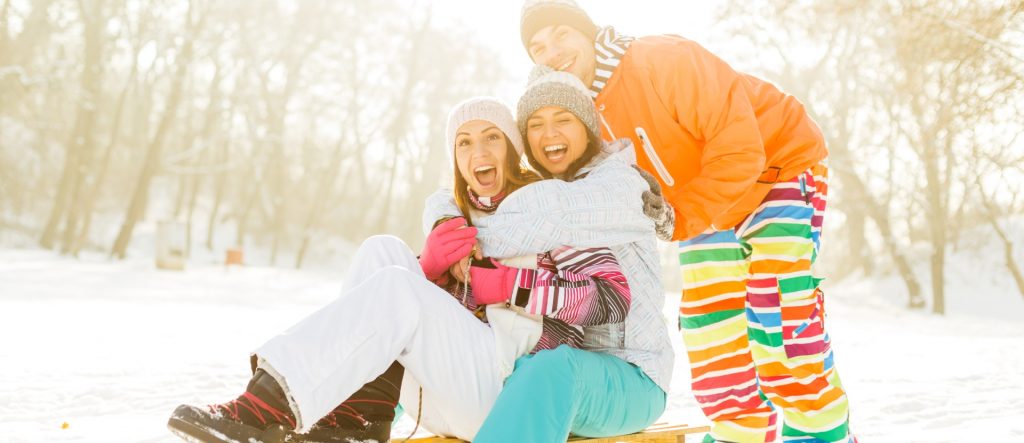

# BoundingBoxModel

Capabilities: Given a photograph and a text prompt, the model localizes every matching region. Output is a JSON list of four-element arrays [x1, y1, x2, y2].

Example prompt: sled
[[402, 422, 710, 442]]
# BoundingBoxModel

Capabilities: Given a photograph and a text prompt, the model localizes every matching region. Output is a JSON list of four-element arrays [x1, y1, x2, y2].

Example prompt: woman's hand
[[469, 258, 518, 306], [449, 245, 483, 283], [419, 217, 477, 281]]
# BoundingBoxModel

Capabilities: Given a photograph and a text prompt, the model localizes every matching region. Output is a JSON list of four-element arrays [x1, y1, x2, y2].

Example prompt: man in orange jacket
[[517, 1, 856, 442]]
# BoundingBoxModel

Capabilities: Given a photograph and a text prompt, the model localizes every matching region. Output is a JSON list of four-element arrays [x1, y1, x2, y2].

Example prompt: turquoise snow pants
[[473, 345, 666, 442]]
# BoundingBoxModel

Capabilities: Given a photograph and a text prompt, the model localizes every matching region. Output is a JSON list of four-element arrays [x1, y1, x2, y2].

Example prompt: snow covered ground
[[2, 244, 1024, 443]]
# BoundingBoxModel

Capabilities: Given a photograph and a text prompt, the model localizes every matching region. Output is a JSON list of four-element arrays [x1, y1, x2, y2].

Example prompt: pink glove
[[419, 217, 477, 281], [469, 259, 518, 306]]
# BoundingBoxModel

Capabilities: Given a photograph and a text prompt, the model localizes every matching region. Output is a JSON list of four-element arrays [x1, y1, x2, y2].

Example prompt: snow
[[2, 242, 1024, 443]]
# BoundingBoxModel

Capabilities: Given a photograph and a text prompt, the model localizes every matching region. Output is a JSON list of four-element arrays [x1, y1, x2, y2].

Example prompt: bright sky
[[422, 0, 719, 104]]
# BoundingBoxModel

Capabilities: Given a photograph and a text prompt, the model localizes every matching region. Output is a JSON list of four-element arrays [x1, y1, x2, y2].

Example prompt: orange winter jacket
[[595, 35, 828, 241]]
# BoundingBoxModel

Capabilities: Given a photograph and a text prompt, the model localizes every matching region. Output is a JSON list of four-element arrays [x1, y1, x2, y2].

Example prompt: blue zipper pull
[[799, 175, 810, 204]]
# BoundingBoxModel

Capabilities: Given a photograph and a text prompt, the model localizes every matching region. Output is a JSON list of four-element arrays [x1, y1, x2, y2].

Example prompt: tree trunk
[[976, 178, 1024, 297], [866, 185, 926, 309], [992, 223, 1024, 297], [832, 151, 925, 308], [267, 145, 285, 266], [172, 173, 188, 217], [257, 3, 325, 266], [849, 210, 874, 275], [929, 244, 946, 314], [263, 71, 306, 265], [205, 143, 228, 250], [40, 0, 104, 249], [176, 65, 224, 253], [371, 12, 432, 232], [405, 66, 455, 242], [258, 77, 290, 267], [39, 136, 78, 248], [235, 184, 259, 250], [1006, 241, 1024, 298], [59, 0, 113, 254], [184, 169, 202, 259], [110, 9, 202, 258], [923, 143, 946, 315], [70, 47, 141, 255], [294, 134, 346, 269]]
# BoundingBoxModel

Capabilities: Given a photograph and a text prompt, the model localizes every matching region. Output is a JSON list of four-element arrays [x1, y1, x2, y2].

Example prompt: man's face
[[527, 25, 596, 87]]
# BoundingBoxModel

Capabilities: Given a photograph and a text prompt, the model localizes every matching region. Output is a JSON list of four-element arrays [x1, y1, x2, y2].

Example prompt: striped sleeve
[[534, 318, 584, 352], [513, 246, 631, 327]]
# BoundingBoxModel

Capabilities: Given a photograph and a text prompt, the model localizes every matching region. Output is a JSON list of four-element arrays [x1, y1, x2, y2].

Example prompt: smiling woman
[[448, 98, 540, 225], [165, 95, 651, 443], [454, 120, 508, 198], [517, 65, 603, 180], [524, 106, 592, 177]]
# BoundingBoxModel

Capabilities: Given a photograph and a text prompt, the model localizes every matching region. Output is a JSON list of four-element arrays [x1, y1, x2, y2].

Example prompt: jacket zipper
[[634, 126, 675, 187], [598, 104, 617, 140]]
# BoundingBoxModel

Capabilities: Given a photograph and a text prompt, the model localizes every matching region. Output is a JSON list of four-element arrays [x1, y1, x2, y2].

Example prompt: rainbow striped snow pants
[[678, 164, 854, 443]]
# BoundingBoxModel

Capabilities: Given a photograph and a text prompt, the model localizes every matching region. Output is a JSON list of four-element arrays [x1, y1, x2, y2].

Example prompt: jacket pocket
[[780, 286, 828, 376], [748, 276, 828, 374], [635, 126, 675, 187]]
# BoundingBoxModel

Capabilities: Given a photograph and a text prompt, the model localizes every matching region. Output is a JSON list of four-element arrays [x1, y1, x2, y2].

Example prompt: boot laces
[[208, 391, 296, 429], [317, 398, 397, 428]]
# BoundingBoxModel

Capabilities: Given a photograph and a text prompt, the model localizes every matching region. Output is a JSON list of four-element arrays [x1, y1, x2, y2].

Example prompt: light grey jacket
[[421, 139, 674, 392]]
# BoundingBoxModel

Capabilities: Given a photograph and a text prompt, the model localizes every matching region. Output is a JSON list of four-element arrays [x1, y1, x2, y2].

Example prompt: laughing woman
[[166, 97, 641, 443], [422, 66, 675, 442]]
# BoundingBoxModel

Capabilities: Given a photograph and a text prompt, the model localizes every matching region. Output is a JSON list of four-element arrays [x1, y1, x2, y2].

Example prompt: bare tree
[[976, 174, 1024, 297], [4, 0, 512, 265], [715, 0, 1023, 313], [68, 5, 151, 256], [881, 2, 1022, 313], [39, 0, 106, 250], [110, 1, 209, 258], [715, 0, 929, 308]]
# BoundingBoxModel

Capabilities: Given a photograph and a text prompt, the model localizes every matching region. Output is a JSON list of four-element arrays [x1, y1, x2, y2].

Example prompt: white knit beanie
[[516, 64, 599, 139], [446, 97, 524, 166]]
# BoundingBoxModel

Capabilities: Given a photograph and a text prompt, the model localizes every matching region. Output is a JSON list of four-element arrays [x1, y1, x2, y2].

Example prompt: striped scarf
[[468, 189, 507, 212], [589, 26, 634, 97]]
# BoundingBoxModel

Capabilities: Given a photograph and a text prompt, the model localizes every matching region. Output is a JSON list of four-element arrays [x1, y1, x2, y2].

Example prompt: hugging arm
[[524, 246, 630, 326], [421, 158, 653, 259], [479, 245, 631, 351], [530, 245, 632, 350]]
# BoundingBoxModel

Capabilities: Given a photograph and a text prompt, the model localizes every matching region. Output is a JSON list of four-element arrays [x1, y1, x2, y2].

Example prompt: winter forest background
[[2, 0, 1024, 442]]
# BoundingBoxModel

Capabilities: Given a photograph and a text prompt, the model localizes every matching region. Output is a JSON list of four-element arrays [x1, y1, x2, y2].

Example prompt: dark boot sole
[[288, 422, 392, 443], [167, 404, 289, 443]]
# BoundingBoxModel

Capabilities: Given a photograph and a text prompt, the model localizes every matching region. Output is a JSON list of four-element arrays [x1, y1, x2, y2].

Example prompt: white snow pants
[[254, 235, 503, 440]]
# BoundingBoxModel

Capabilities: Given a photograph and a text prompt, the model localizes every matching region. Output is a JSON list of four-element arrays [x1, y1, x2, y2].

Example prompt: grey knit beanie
[[520, 0, 598, 52], [446, 97, 524, 166], [517, 64, 600, 140]]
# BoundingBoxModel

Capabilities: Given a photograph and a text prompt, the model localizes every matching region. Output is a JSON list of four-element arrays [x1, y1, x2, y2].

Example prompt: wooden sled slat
[[402, 422, 709, 443], [569, 423, 711, 443]]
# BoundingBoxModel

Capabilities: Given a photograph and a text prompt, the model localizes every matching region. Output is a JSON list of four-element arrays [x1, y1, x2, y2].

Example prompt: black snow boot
[[292, 362, 404, 443], [168, 369, 297, 443]]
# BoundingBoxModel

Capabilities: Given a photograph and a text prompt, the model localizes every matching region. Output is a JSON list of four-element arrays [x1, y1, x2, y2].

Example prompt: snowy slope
[[1, 245, 1023, 443]]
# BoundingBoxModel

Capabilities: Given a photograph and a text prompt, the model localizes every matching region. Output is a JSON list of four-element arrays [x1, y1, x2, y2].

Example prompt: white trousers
[[254, 235, 503, 440]]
